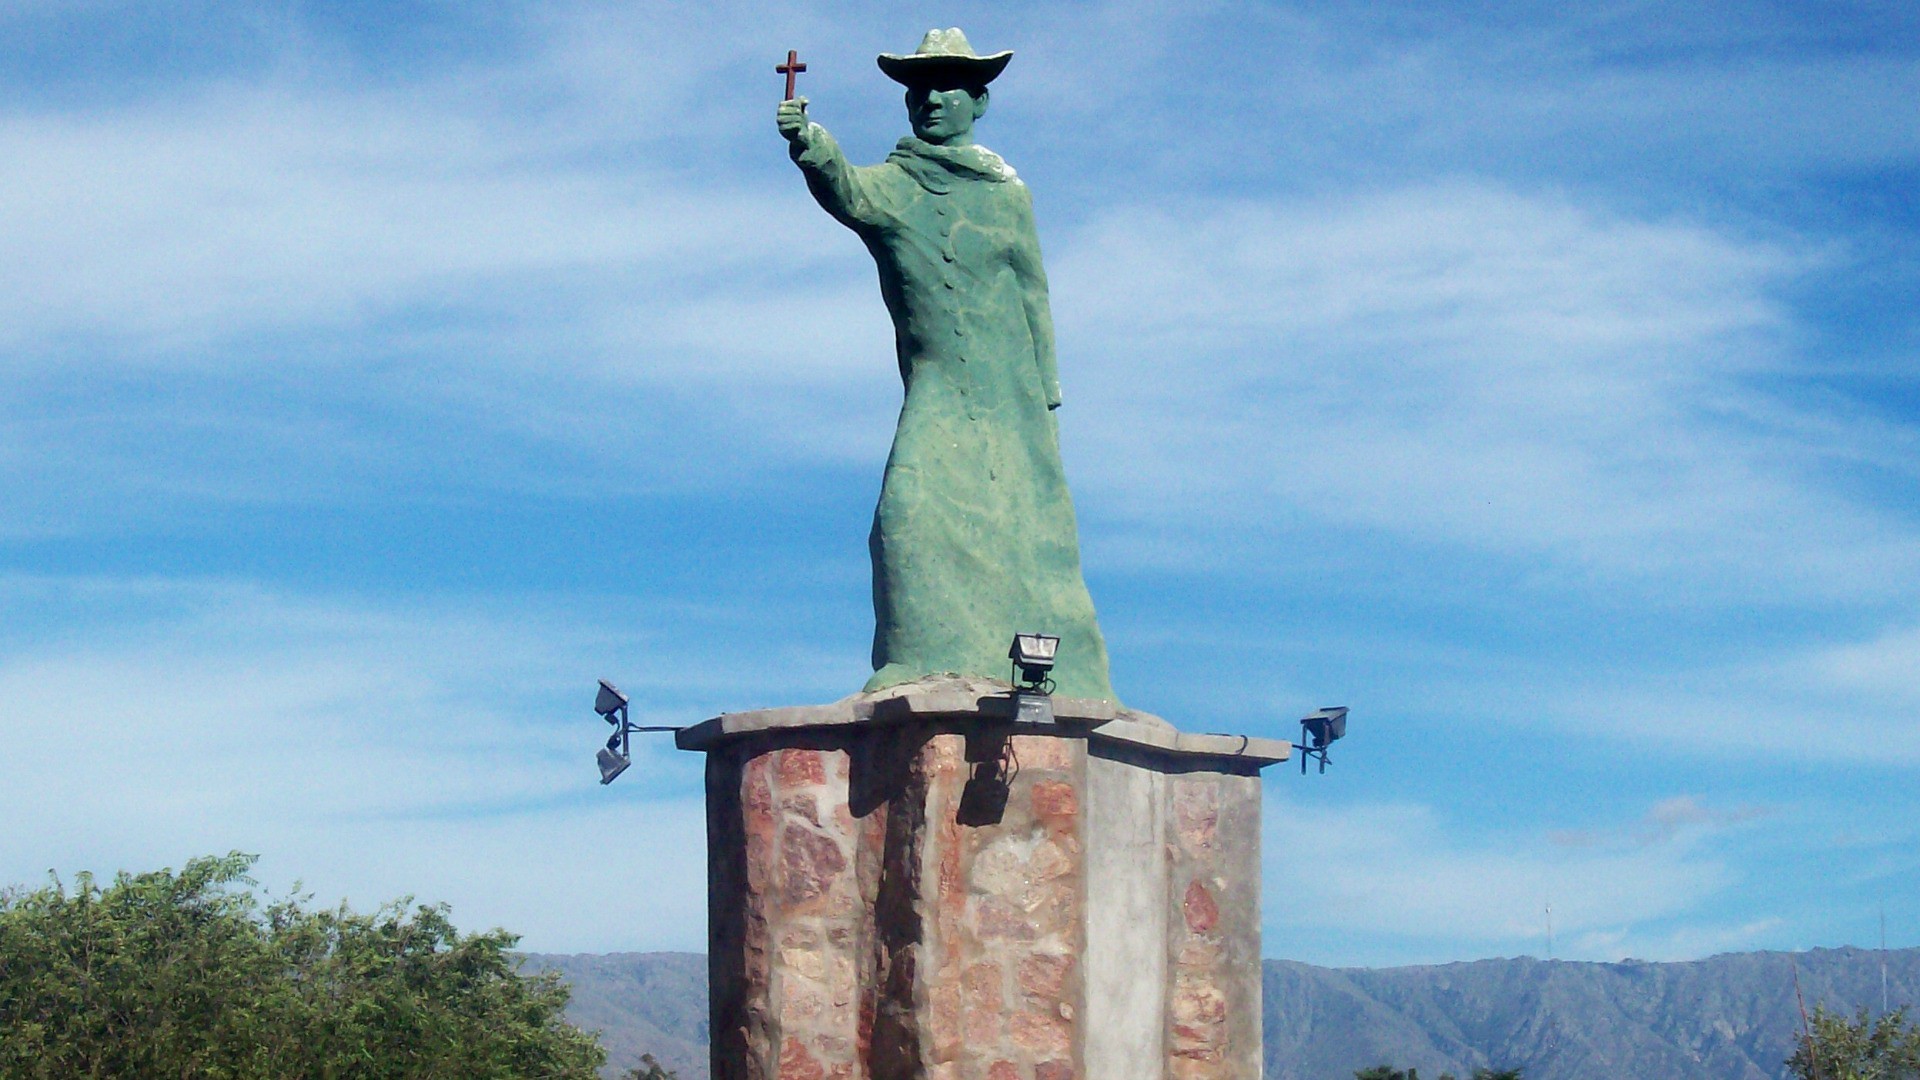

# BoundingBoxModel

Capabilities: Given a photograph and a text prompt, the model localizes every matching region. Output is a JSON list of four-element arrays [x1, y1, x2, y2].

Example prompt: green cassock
[[790, 125, 1117, 702]]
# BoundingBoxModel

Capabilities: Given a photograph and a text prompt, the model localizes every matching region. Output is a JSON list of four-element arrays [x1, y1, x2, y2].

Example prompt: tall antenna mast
[[1546, 901, 1554, 961], [1882, 904, 1889, 1015]]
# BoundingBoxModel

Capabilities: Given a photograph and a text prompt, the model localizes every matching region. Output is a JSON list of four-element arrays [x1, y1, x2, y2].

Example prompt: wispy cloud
[[0, 88, 774, 364], [1508, 621, 1920, 764], [1572, 918, 1785, 963], [0, 574, 765, 950], [1549, 795, 1768, 849], [1052, 182, 1920, 603], [1264, 792, 1743, 963]]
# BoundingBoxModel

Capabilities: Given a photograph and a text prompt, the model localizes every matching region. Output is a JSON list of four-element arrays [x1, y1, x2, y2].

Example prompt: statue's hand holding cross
[[775, 49, 810, 145]]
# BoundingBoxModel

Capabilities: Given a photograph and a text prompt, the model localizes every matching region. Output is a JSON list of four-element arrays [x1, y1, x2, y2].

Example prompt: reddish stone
[[987, 1062, 1022, 1080], [963, 961, 1004, 1005], [1175, 940, 1224, 968], [1013, 734, 1074, 770], [781, 793, 822, 825], [779, 748, 828, 788], [779, 978, 827, 1020], [1172, 983, 1227, 1025], [1024, 836, 1075, 882], [779, 1037, 828, 1080], [744, 830, 771, 890], [934, 733, 968, 768], [746, 754, 776, 808], [1011, 1008, 1072, 1056], [1035, 1062, 1074, 1080], [781, 825, 847, 905], [1171, 782, 1219, 853], [930, 979, 961, 1057], [1029, 780, 1079, 821], [939, 825, 965, 904], [1027, 880, 1079, 939], [744, 758, 777, 883], [964, 1001, 1001, 1046], [977, 898, 1039, 941], [1182, 880, 1220, 934], [1017, 953, 1072, 1001]]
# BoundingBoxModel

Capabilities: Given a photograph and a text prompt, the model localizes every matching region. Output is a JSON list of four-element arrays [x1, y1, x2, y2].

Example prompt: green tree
[[0, 852, 605, 1079], [1789, 1006, 1920, 1080]]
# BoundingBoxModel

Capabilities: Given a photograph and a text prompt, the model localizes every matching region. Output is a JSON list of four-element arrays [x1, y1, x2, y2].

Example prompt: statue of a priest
[[777, 28, 1117, 702]]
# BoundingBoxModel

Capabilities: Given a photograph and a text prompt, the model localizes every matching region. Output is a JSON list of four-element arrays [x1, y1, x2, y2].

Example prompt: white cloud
[[0, 87, 777, 365], [1049, 182, 1919, 604], [1010, 5, 1920, 185], [1496, 620, 1920, 765], [1800, 624, 1920, 707], [0, 575, 731, 951], [1549, 795, 1768, 849], [1264, 792, 1751, 962]]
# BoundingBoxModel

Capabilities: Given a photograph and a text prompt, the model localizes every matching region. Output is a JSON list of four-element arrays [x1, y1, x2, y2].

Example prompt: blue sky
[[1, 0, 1916, 969]]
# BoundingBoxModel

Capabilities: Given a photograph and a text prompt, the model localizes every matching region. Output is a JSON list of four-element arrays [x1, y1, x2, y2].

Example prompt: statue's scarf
[[887, 138, 1019, 194]]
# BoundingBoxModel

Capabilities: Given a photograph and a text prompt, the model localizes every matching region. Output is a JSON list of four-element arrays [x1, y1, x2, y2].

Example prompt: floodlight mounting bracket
[[593, 679, 685, 786], [1292, 738, 1332, 774]]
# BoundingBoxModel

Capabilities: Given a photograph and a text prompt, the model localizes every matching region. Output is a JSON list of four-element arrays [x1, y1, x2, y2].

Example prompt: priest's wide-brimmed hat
[[877, 28, 1012, 87]]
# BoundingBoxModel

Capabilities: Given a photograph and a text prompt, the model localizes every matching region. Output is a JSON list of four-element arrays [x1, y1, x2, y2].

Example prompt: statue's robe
[[791, 125, 1116, 701]]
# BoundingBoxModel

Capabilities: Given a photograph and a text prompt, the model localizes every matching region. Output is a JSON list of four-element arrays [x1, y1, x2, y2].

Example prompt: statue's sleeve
[[1010, 184, 1062, 409], [789, 123, 888, 233]]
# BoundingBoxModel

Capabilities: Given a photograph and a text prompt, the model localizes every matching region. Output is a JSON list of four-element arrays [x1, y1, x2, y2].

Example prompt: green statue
[[776, 29, 1117, 702]]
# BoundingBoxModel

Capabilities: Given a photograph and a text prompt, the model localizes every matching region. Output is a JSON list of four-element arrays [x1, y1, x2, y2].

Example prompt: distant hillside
[[522, 952, 709, 1080], [525, 946, 1920, 1080], [1264, 947, 1920, 1080]]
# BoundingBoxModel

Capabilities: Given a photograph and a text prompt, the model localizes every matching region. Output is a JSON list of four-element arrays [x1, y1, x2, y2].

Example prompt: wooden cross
[[777, 49, 807, 101]]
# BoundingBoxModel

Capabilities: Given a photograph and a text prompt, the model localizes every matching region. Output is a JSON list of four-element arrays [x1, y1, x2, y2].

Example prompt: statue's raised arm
[[779, 29, 1116, 703]]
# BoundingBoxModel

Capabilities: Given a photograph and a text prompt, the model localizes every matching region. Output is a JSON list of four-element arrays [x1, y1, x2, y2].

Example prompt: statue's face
[[905, 85, 986, 145]]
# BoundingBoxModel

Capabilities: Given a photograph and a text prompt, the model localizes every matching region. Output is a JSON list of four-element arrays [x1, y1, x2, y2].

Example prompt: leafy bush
[[1789, 1006, 1920, 1080], [0, 852, 604, 1079]]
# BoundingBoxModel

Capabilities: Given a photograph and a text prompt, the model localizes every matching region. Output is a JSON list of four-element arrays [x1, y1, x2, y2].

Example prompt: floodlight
[[597, 746, 631, 785], [1008, 632, 1061, 690], [1294, 706, 1350, 775], [588, 678, 685, 786], [1300, 707, 1348, 750], [595, 679, 629, 719]]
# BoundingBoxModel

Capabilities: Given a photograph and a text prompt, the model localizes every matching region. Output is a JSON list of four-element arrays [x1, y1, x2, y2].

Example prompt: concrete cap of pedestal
[[674, 674, 1292, 768]]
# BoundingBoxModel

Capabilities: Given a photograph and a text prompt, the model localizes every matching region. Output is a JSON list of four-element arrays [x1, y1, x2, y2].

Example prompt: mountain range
[[523, 945, 1920, 1080]]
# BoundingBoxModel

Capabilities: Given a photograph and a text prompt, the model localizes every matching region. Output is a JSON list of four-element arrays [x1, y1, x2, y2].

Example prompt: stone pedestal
[[677, 677, 1289, 1080]]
